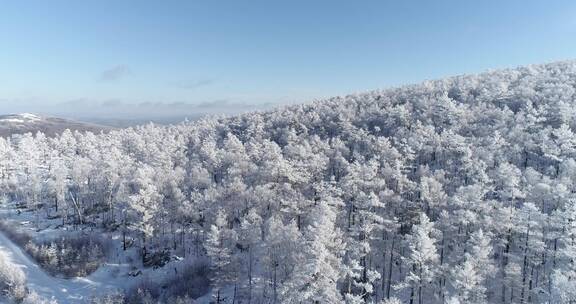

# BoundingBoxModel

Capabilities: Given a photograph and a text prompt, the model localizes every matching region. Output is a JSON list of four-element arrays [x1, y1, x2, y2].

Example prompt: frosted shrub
[[90, 291, 126, 304], [24, 234, 106, 277], [21, 291, 58, 304], [0, 250, 26, 300]]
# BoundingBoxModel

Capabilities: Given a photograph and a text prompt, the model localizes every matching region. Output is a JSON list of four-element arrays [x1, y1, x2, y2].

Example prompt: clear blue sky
[[1, 0, 575, 118]]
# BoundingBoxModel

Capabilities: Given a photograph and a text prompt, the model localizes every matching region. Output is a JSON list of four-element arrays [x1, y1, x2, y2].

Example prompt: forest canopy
[[1, 60, 576, 303]]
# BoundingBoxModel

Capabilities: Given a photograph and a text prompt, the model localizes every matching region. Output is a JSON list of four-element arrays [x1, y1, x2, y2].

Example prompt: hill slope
[[0, 60, 575, 303], [0, 113, 110, 137]]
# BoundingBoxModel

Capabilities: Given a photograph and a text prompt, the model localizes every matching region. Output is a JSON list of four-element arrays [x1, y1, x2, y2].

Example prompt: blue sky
[[0, 0, 575, 119]]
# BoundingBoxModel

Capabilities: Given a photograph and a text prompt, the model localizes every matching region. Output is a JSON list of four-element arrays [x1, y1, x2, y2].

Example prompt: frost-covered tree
[[238, 208, 262, 302], [449, 229, 494, 304], [129, 165, 162, 262], [264, 215, 302, 303], [205, 208, 237, 303], [280, 200, 345, 304], [551, 201, 576, 303], [399, 213, 439, 304]]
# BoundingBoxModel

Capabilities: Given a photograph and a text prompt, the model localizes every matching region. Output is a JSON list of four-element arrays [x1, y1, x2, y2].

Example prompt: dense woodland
[[1, 61, 576, 303]]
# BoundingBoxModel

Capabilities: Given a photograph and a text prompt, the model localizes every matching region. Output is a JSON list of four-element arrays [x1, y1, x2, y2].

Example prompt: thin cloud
[[98, 65, 131, 81], [101, 100, 123, 107], [173, 79, 215, 89], [49, 98, 279, 119], [59, 99, 90, 107], [196, 99, 230, 108]]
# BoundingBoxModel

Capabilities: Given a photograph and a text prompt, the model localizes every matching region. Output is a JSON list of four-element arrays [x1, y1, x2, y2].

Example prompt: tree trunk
[[248, 246, 253, 304], [528, 265, 534, 303], [439, 233, 445, 300], [386, 236, 395, 299], [520, 218, 531, 304], [123, 212, 127, 251], [142, 234, 148, 265], [502, 229, 512, 303], [418, 266, 423, 304], [272, 262, 278, 304], [68, 191, 83, 225]]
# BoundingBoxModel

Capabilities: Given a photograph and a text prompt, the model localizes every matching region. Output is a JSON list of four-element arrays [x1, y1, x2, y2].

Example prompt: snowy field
[[0, 204, 212, 303], [0, 229, 124, 303]]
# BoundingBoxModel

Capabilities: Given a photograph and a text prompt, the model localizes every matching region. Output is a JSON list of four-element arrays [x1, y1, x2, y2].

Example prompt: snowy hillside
[[1, 60, 576, 303], [0, 113, 110, 137]]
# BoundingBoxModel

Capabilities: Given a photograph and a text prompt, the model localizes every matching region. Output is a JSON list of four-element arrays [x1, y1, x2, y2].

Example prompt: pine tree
[[239, 208, 262, 303], [205, 208, 236, 303], [398, 213, 439, 304], [280, 200, 345, 304], [450, 229, 495, 304], [129, 165, 162, 263], [263, 215, 301, 303], [550, 201, 576, 303]]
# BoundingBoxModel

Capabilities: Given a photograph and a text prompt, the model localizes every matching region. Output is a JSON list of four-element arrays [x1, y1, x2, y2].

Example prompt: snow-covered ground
[[0, 204, 204, 303], [0, 229, 128, 303], [0, 113, 110, 137]]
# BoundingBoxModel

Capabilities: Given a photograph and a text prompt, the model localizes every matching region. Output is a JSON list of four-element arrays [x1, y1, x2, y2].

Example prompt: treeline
[[1, 61, 576, 303]]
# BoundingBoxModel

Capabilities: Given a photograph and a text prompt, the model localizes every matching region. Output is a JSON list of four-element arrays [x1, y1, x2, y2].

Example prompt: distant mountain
[[0, 113, 111, 137], [81, 114, 205, 128]]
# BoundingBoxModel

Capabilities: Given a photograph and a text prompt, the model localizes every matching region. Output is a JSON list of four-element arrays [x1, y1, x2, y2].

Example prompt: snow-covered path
[[0, 231, 127, 303]]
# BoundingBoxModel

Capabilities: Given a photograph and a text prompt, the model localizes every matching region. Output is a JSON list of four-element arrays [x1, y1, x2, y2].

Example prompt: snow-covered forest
[[2, 60, 576, 303]]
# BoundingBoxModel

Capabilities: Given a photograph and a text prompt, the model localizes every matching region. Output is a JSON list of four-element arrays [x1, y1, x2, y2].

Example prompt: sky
[[0, 0, 575, 120]]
